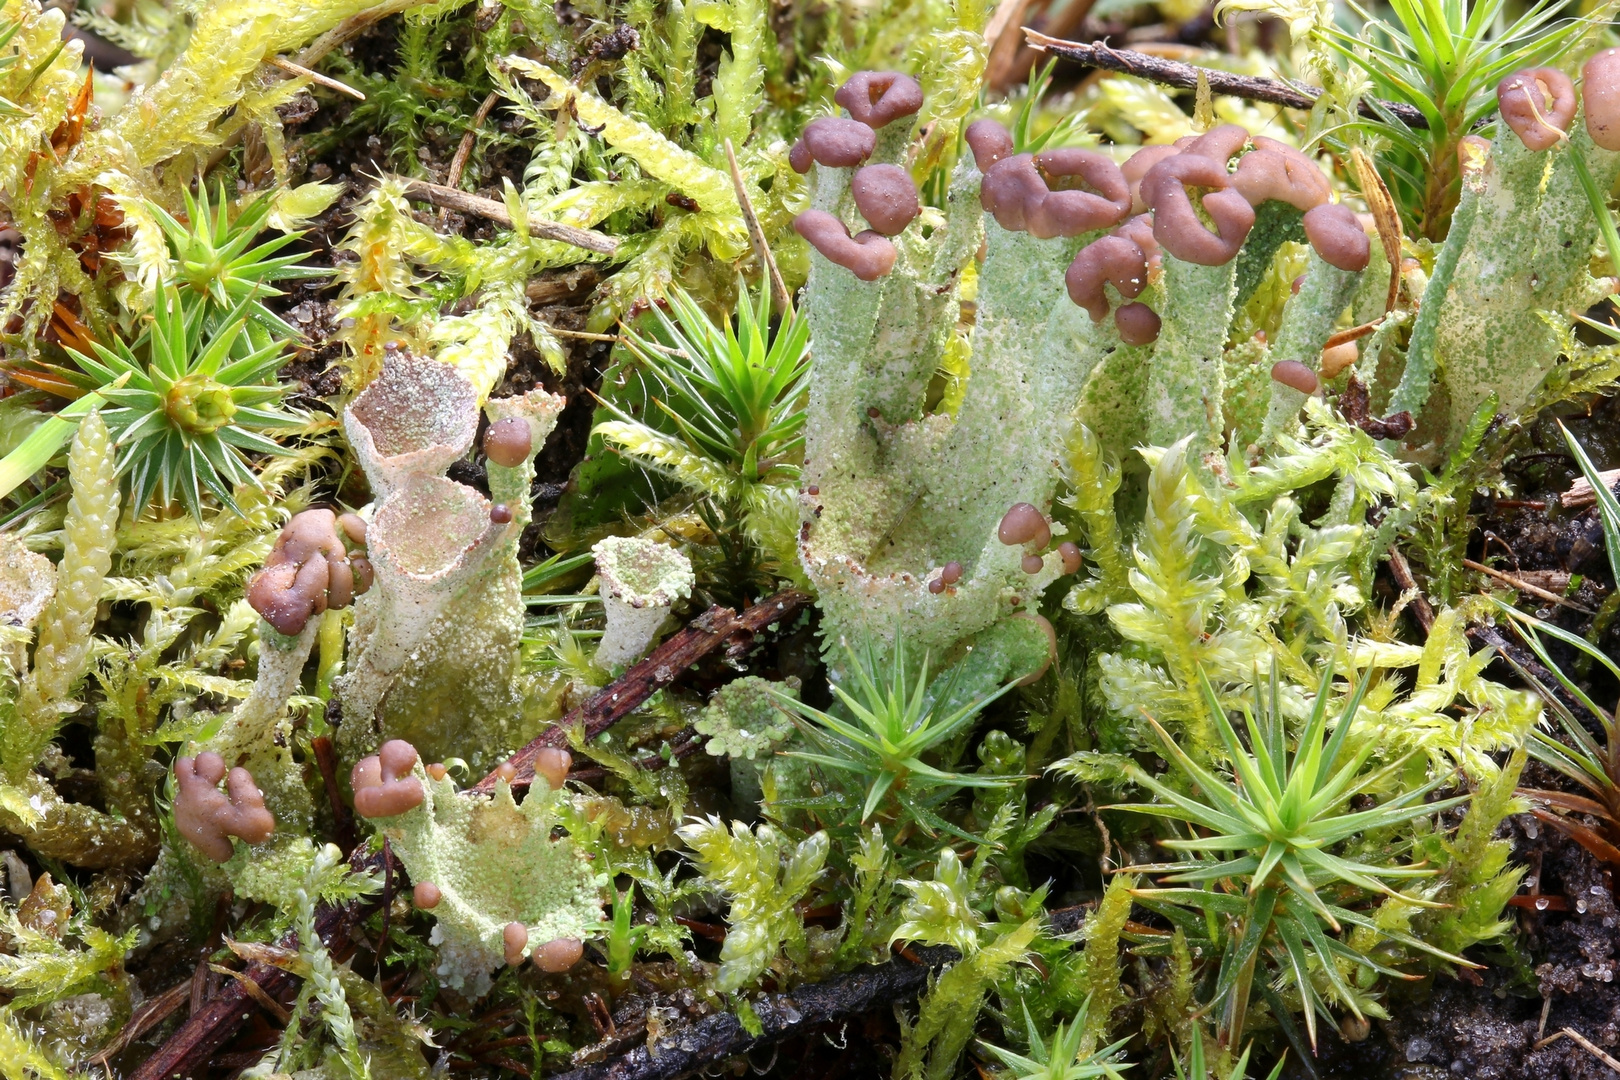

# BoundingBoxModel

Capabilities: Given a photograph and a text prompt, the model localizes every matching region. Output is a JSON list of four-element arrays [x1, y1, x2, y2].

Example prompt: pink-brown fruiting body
[[1497, 66, 1576, 151], [247, 509, 362, 636], [352, 739, 426, 819], [801, 116, 877, 168], [1121, 144, 1180, 214], [490, 504, 514, 525], [850, 164, 921, 236], [1114, 302, 1162, 345], [1231, 147, 1331, 210], [1320, 341, 1359, 379], [484, 417, 533, 468], [1021, 553, 1044, 575], [414, 881, 442, 909], [965, 119, 1014, 171], [794, 211, 897, 281], [534, 748, 572, 791], [834, 71, 923, 129], [1058, 542, 1082, 575], [173, 754, 276, 863], [1065, 234, 1150, 321], [534, 937, 585, 973], [997, 503, 1051, 548], [337, 513, 367, 546], [981, 151, 1130, 239], [504, 921, 529, 966], [1180, 123, 1251, 163], [941, 560, 963, 585], [1271, 360, 1319, 395], [1302, 203, 1371, 272], [788, 139, 812, 174], [1143, 154, 1255, 265], [1585, 49, 1620, 150], [1029, 148, 1131, 237]]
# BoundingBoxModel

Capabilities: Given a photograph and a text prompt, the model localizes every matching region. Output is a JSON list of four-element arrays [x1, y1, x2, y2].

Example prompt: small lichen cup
[[591, 537, 694, 667]]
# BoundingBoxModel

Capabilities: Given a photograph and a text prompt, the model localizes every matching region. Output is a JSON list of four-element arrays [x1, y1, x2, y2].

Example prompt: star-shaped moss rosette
[[58, 283, 304, 516], [365, 766, 605, 995], [148, 182, 325, 340]]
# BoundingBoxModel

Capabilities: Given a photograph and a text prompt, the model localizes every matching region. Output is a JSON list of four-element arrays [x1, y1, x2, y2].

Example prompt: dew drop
[[1535, 897, 1551, 910], [1578, 899, 1589, 914], [1592, 885, 1606, 895], [1524, 821, 1540, 839]]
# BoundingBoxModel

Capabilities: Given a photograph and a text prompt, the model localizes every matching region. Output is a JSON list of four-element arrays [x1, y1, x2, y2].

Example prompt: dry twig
[[390, 175, 619, 254], [1534, 1027, 1620, 1072], [471, 589, 812, 794], [1464, 557, 1596, 615], [1022, 30, 1431, 128]]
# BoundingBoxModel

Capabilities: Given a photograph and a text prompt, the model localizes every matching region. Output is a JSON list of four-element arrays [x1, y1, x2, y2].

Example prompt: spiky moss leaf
[[375, 772, 605, 996], [503, 56, 745, 243], [1418, 748, 1527, 957], [1079, 873, 1136, 1055], [677, 818, 828, 993], [1344, 608, 1540, 780], [893, 917, 1041, 1080], [0, 1006, 68, 1080], [0, 911, 136, 1010], [692, 0, 766, 151]]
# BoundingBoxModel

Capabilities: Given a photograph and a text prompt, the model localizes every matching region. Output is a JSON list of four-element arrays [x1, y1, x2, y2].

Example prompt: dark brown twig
[[446, 91, 501, 195], [91, 974, 194, 1068], [1022, 30, 1431, 129], [128, 847, 383, 1080], [389, 175, 619, 254], [134, 593, 806, 1074], [471, 589, 812, 794], [1386, 545, 1436, 635], [311, 733, 355, 853], [553, 907, 1087, 1080]]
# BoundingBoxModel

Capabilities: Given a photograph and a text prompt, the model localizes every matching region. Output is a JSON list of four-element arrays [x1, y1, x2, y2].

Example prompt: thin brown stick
[[90, 974, 194, 1068], [723, 138, 791, 315], [1563, 466, 1620, 509], [446, 91, 501, 194], [209, 963, 293, 1025], [526, 267, 600, 306], [128, 847, 383, 1080], [267, 55, 365, 100], [1386, 546, 1436, 635], [471, 589, 811, 795], [312, 734, 355, 853], [1535, 1027, 1620, 1072], [295, 0, 429, 68], [1463, 558, 1596, 615], [1022, 30, 1431, 129], [390, 176, 619, 254]]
